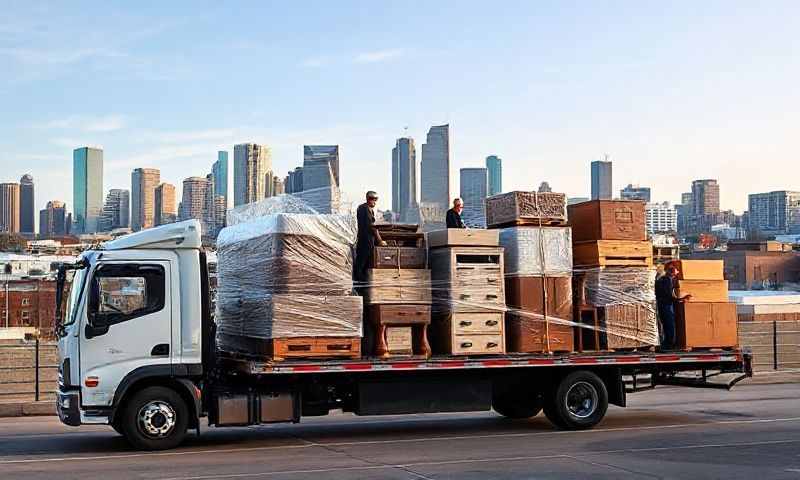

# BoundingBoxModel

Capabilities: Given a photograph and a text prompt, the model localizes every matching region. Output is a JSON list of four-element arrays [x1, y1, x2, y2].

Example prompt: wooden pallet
[[269, 337, 361, 361], [573, 240, 653, 267]]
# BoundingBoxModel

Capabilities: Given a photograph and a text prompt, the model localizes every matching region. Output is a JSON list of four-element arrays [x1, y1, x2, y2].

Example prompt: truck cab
[[56, 220, 208, 449]]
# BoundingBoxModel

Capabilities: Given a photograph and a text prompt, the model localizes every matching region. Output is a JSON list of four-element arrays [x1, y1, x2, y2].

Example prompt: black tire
[[111, 418, 124, 436], [492, 392, 542, 419], [542, 389, 567, 428], [545, 371, 608, 430], [120, 386, 189, 450]]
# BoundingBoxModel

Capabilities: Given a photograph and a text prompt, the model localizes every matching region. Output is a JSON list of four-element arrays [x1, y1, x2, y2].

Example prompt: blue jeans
[[658, 302, 676, 350]]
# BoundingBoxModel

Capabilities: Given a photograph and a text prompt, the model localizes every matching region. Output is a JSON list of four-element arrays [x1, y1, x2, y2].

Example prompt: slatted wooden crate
[[568, 200, 646, 242], [485, 191, 567, 228], [573, 240, 653, 267]]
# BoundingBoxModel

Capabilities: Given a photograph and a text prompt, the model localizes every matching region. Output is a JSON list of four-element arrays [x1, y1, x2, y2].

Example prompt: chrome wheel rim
[[565, 381, 598, 419], [137, 401, 176, 437]]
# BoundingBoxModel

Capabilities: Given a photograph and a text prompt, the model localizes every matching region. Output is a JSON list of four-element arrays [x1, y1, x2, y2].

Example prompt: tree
[[0, 233, 28, 252]]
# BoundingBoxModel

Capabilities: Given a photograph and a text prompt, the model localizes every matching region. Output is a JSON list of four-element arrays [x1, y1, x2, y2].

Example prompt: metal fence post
[[34, 338, 40, 402], [773, 320, 778, 371]]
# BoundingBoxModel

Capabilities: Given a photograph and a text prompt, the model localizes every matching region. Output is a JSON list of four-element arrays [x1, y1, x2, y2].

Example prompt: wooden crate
[[599, 304, 659, 349], [667, 260, 724, 280], [567, 200, 646, 242], [365, 269, 432, 305], [572, 240, 653, 267], [505, 310, 574, 353], [676, 302, 738, 349], [364, 304, 431, 358], [373, 246, 427, 269], [485, 191, 567, 228], [676, 279, 729, 303], [429, 246, 505, 312], [427, 228, 499, 248], [430, 311, 505, 355], [224, 336, 361, 361]]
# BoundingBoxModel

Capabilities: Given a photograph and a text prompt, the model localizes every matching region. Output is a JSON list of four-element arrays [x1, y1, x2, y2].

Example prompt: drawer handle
[[459, 321, 473, 326], [487, 342, 498, 348], [460, 294, 472, 299], [288, 345, 312, 351], [485, 320, 498, 326], [383, 256, 393, 260], [486, 294, 498, 299], [327, 344, 352, 351], [487, 277, 498, 283], [460, 342, 473, 348]]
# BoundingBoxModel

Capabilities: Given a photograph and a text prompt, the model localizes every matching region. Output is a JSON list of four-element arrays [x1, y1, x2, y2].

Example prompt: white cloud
[[0, 46, 126, 65], [354, 49, 405, 63]]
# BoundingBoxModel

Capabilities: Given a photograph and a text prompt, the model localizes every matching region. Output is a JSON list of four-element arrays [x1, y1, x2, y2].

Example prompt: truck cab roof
[[102, 220, 203, 251]]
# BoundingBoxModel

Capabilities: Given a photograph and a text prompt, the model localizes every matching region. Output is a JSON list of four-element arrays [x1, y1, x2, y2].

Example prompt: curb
[[0, 401, 54, 418]]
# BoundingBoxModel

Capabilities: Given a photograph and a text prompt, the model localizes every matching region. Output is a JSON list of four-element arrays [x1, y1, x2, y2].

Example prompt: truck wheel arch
[[111, 366, 201, 429]]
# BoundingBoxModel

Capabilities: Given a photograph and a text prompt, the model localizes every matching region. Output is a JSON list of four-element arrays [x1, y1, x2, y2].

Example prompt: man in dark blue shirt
[[446, 198, 466, 229], [655, 266, 691, 350]]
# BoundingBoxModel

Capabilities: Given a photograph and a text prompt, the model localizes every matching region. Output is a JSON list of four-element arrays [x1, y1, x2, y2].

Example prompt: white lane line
[[2, 416, 800, 465], [156, 438, 800, 480]]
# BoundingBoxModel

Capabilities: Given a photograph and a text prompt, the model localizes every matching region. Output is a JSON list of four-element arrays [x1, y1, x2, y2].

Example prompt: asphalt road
[[1, 383, 799, 480]]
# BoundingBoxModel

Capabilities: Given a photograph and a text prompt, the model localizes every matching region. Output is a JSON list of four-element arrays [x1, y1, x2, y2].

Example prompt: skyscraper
[[645, 202, 678, 234], [73, 147, 104, 234], [233, 143, 272, 206], [39, 201, 67, 238], [459, 168, 488, 228], [620, 184, 651, 202], [155, 183, 177, 226], [421, 124, 450, 211], [392, 137, 417, 221], [284, 166, 304, 194], [179, 176, 215, 235], [99, 189, 130, 232], [304, 146, 339, 187], [301, 152, 339, 213], [486, 155, 502, 196], [212, 151, 228, 207], [590, 159, 612, 200], [691, 179, 720, 215], [19, 174, 34, 237], [131, 168, 160, 231], [747, 190, 800, 235], [538, 182, 552, 193], [0, 183, 20, 233]]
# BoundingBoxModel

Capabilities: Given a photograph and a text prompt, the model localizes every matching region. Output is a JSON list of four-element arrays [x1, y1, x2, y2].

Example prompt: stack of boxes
[[669, 260, 738, 349], [428, 229, 506, 355], [568, 200, 659, 349], [486, 191, 575, 353], [364, 224, 432, 358]]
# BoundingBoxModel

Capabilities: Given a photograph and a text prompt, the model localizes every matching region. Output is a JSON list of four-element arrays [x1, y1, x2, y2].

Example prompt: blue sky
[[2, 1, 799, 225]]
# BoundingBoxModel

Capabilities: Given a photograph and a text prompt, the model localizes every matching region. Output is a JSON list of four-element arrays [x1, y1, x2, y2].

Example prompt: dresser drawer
[[373, 247, 427, 269], [451, 334, 504, 355], [452, 312, 503, 335]]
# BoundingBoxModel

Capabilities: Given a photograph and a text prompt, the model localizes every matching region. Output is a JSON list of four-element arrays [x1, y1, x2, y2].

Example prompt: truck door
[[80, 261, 172, 407]]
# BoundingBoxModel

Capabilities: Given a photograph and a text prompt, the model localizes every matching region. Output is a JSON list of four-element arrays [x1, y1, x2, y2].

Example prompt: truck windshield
[[62, 267, 87, 328]]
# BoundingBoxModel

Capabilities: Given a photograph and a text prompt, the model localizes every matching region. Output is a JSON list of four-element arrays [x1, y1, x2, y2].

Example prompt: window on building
[[21, 298, 30, 306], [20, 310, 30, 324]]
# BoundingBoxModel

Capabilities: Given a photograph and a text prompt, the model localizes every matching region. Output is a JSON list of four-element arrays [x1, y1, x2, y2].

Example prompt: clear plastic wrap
[[499, 226, 572, 276]]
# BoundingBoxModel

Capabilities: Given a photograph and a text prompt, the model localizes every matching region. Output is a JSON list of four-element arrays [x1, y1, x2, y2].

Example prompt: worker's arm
[[671, 279, 692, 302]]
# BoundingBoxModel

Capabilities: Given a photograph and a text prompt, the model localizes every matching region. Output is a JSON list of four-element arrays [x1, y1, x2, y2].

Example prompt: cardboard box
[[567, 200, 646, 242]]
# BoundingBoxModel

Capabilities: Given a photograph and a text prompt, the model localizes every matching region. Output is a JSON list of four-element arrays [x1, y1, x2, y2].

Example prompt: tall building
[[39, 201, 67, 238], [19, 174, 34, 237], [645, 202, 677, 234], [392, 137, 417, 221], [233, 143, 272, 206], [0, 183, 21, 233], [304, 146, 339, 187], [459, 168, 488, 228], [131, 168, 160, 231], [212, 151, 228, 207], [179, 176, 210, 224], [271, 176, 284, 196], [99, 189, 130, 232], [748, 190, 800, 235], [155, 183, 177, 226], [590, 159, 612, 200], [284, 166, 304, 194], [301, 154, 339, 213], [538, 181, 552, 193], [486, 155, 502, 196], [691, 179, 720, 215], [420, 124, 451, 212], [212, 195, 227, 237], [620, 184, 651, 202], [73, 147, 104, 234]]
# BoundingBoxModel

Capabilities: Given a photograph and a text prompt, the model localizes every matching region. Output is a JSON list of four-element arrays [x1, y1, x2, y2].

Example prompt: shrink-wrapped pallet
[[498, 226, 572, 276]]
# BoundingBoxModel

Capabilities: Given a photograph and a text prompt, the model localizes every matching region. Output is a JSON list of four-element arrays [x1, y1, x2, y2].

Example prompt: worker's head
[[453, 198, 463, 213], [366, 191, 378, 208], [667, 266, 679, 278]]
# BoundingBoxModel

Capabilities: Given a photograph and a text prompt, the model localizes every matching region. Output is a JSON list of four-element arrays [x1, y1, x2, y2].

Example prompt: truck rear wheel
[[492, 392, 542, 419], [120, 386, 189, 450], [543, 371, 608, 430]]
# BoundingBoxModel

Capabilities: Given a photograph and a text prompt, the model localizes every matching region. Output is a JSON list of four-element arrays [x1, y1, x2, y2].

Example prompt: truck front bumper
[[56, 390, 80, 427]]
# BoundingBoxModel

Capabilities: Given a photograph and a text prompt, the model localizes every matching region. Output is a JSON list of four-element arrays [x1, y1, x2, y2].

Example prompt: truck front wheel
[[543, 371, 608, 430], [120, 386, 189, 450]]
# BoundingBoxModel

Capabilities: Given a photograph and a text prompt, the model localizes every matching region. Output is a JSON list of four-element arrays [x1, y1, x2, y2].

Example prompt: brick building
[[0, 279, 62, 338]]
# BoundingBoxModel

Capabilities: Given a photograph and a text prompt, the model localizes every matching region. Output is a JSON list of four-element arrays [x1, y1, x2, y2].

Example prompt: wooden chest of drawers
[[429, 246, 505, 311], [372, 246, 427, 269], [431, 312, 505, 355], [365, 304, 431, 357], [365, 269, 432, 305]]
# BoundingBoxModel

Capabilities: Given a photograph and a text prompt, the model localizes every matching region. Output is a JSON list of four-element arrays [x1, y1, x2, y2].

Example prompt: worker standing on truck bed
[[446, 198, 466, 228], [655, 265, 691, 350], [354, 190, 386, 287]]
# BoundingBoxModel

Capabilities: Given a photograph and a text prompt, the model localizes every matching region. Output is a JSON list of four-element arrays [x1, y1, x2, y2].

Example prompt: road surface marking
[[2, 416, 800, 465], [155, 439, 800, 480]]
